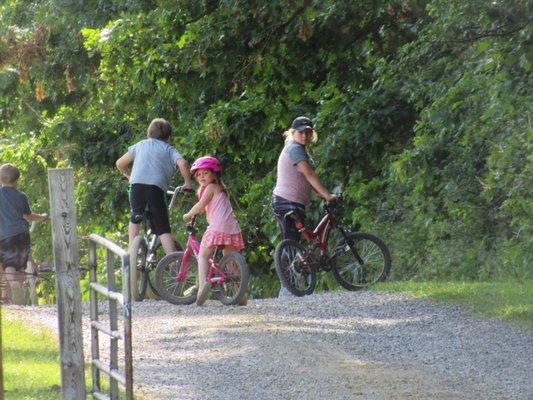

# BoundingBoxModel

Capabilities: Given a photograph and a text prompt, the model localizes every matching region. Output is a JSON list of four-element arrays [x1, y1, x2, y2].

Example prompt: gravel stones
[[5, 291, 532, 399]]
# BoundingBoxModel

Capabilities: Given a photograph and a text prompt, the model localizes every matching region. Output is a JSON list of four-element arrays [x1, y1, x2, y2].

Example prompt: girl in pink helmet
[[183, 156, 245, 305]]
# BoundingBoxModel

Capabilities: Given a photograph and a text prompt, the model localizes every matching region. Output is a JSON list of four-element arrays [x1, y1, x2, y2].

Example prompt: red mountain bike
[[154, 216, 249, 305], [274, 198, 391, 296]]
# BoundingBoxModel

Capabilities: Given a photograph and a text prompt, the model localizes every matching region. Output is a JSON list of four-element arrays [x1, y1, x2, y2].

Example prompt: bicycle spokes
[[217, 258, 240, 297], [278, 242, 315, 294], [332, 233, 391, 289]]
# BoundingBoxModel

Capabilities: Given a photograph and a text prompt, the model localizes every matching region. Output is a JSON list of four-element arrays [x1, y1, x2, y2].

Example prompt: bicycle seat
[[283, 210, 301, 221], [283, 211, 304, 230]]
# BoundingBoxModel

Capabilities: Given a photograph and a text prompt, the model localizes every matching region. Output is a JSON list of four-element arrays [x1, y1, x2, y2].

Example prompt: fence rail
[[88, 234, 133, 400]]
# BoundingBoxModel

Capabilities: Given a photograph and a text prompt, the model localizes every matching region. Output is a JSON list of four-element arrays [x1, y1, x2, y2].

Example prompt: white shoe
[[183, 285, 198, 297], [278, 286, 294, 298]]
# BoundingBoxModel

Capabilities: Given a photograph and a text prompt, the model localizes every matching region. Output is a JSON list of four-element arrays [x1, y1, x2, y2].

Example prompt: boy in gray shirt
[[116, 118, 193, 254], [0, 163, 48, 304]]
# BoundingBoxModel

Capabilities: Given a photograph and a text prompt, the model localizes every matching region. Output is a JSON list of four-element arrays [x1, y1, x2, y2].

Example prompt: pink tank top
[[204, 191, 241, 234]]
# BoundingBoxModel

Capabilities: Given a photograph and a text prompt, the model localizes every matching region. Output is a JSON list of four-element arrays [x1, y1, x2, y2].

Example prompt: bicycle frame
[[294, 209, 338, 256], [290, 203, 364, 267], [174, 228, 227, 286]]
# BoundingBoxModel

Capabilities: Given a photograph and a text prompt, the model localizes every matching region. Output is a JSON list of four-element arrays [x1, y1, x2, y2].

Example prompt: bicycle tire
[[331, 232, 391, 290], [274, 239, 316, 296], [129, 235, 149, 301], [154, 251, 198, 305], [214, 252, 249, 305], [146, 239, 183, 299]]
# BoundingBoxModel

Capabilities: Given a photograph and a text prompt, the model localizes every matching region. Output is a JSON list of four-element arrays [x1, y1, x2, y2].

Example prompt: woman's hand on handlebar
[[325, 193, 339, 203]]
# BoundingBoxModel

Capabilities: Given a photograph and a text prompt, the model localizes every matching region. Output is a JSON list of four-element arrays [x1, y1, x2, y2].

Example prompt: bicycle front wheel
[[129, 235, 149, 301], [154, 252, 198, 305], [331, 232, 391, 290], [215, 252, 249, 305], [274, 239, 316, 296], [146, 239, 182, 299]]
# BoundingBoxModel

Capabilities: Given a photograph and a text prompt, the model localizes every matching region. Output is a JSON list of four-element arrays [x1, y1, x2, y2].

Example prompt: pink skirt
[[201, 230, 245, 250]]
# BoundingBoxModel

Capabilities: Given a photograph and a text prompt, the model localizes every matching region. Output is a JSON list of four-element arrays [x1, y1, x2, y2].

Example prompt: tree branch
[[456, 19, 531, 43]]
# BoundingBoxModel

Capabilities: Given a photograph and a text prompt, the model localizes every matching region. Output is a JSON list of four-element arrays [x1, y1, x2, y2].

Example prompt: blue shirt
[[0, 186, 31, 241], [128, 138, 182, 191]]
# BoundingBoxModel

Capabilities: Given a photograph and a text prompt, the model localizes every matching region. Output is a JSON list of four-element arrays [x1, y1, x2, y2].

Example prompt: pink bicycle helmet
[[190, 156, 221, 174]]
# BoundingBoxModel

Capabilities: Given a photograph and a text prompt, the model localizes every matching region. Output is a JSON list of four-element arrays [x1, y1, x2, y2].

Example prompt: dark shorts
[[271, 195, 306, 243], [129, 183, 171, 235], [0, 232, 31, 271]]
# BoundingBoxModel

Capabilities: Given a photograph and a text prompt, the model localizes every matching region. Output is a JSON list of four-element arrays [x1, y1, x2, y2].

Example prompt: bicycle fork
[[336, 229, 364, 265]]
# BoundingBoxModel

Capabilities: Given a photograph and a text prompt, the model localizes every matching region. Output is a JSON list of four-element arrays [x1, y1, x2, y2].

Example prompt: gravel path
[[5, 291, 533, 399]]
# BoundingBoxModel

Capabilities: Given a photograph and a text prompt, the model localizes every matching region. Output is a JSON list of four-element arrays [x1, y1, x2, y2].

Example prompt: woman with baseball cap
[[271, 116, 337, 296]]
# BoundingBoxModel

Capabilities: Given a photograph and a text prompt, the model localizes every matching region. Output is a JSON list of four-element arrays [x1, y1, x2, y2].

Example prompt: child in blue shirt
[[116, 118, 192, 253], [0, 163, 48, 304]]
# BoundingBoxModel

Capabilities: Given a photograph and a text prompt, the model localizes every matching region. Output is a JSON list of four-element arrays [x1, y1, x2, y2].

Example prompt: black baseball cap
[[292, 116, 314, 131]]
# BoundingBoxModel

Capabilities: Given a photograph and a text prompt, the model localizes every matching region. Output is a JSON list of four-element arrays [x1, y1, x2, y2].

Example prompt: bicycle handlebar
[[186, 215, 198, 234], [168, 186, 194, 209], [323, 195, 342, 213]]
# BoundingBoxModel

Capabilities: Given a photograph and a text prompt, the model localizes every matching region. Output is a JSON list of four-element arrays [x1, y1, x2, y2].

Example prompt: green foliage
[[0, 0, 530, 300]]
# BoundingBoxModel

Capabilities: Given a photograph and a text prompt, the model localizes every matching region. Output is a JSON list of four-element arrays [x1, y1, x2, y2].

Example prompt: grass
[[1, 309, 144, 400], [375, 280, 533, 330], [1, 310, 61, 399]]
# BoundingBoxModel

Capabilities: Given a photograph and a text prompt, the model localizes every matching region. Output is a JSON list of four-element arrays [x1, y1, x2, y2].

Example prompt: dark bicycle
[[274, 196, 391, 296], [129, 186, 191, 301]]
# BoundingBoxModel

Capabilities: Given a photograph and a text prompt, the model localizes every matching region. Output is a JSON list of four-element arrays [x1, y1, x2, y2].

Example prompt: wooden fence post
[[0, 297, 4, 400], [48, 168, 86, 399]]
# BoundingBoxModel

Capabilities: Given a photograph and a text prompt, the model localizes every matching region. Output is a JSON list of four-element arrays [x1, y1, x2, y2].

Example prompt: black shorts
[[271, 195, 306, 243], [0, 232, 31, 271], [129, 184, 171, 235]]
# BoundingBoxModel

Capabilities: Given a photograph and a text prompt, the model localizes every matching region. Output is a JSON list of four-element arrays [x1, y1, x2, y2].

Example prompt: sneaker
[[183, 285, 198, 297], [278, 285, 294, 298], [196, 283, 211, 306]]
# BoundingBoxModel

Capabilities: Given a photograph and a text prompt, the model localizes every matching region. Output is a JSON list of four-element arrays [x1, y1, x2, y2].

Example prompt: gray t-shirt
[[0, 186, 31, 240], [273, 141, 316, 205], [128, 138, 182, 191]]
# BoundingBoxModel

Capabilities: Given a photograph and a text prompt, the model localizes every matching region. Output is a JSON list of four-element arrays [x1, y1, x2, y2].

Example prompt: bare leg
[[159, 233, 177, 254], [128, 222, 140, 249], [222, 245, 240, 256], [196, 245, 215, 305], [0, 263, 7, 304], [5, 266, 25, 305], [26, 257, 38, 306]]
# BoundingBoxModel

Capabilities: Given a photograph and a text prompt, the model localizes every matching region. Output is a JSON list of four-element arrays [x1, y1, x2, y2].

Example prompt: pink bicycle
[[154, 216, 249, 305]]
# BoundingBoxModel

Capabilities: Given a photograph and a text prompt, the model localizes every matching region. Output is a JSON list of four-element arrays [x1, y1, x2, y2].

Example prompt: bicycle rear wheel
[[274, 239, 316, 296], [129, 235, 149, 301], [331, 232, 391, 290], [214, 252, 249, 305], [154, 252, 198, 305]]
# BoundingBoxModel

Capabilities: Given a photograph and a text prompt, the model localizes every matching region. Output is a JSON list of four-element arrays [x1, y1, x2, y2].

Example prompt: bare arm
[[177, 158, 193, 190], [183, 184, 216, 221], [23, 213, 48, 222], [116, 152, 134, 179], [297, 161, 335, 202]]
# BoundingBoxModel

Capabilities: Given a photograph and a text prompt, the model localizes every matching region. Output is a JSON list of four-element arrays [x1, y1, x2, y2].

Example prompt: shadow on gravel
[[130, 292, 532, 400]]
